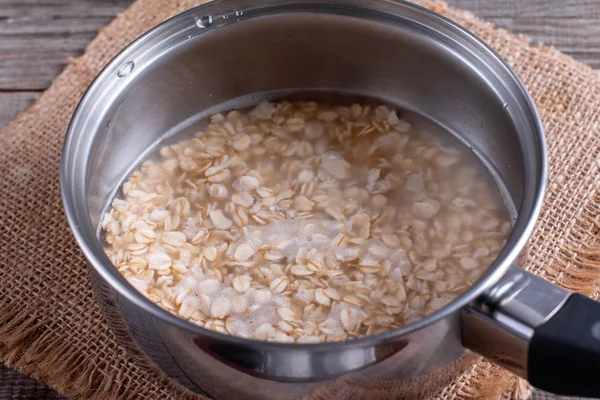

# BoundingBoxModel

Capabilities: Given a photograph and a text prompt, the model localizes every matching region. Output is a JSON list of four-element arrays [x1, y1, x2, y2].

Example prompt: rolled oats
[[103, 100, 510, 343]]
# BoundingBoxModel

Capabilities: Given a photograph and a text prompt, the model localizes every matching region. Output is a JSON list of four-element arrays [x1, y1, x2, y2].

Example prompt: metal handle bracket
[[461, 265, 570, 377]]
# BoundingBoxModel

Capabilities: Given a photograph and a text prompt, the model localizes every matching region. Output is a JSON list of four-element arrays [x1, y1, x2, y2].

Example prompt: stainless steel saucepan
[[60, 1, 600, 398]]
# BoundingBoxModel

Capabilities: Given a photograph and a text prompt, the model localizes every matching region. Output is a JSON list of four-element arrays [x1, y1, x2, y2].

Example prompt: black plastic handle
[[529, 294, 600, 397]]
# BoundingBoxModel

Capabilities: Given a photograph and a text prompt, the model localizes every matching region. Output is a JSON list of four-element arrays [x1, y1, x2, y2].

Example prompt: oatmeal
[[102, 100, 511, 343]]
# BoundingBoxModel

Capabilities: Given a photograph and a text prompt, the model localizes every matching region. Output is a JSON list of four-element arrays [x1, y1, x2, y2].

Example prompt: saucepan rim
[[60, 0, 547, 350]]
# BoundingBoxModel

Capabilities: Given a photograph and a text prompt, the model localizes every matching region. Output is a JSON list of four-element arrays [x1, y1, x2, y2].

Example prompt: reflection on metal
[[61, 0, 547, 397], [462, 265, 570, 378]]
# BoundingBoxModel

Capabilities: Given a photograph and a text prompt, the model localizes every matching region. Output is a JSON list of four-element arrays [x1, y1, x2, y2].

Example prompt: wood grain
[[0, 92, 37, 128], [450, 0, 600, 67], [0, 0, 132, 91], [0, 0, 133, 128]]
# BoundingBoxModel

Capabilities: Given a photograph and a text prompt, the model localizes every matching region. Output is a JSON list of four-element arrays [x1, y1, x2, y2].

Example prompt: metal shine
[[61, 1, 550, 398]]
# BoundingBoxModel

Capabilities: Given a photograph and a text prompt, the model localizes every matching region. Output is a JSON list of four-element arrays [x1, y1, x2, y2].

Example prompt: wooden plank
[[447, 0, 600, 18], [447, 0, 600, 68], [0, 38, 98, 90], [0, 0, 132, 16], [0, 92, 37, 128], [0, 0, 133, 90]]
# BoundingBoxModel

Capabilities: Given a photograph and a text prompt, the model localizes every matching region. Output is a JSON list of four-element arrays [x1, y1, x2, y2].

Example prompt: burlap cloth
[[0, 0, 599, 399]]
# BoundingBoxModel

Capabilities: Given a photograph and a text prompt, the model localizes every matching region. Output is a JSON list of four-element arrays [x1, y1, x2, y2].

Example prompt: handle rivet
[[590, 321, 600, 340]]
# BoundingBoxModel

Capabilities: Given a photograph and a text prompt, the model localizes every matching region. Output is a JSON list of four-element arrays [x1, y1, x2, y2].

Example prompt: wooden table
[[1, 0, 598, 398]]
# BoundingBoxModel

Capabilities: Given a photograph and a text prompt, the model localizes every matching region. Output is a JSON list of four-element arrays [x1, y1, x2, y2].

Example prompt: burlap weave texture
[[0, 1, 598, 399]]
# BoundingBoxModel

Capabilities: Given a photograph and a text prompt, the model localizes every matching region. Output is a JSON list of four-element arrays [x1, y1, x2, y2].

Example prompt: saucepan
[[60, 0, 600, 398]]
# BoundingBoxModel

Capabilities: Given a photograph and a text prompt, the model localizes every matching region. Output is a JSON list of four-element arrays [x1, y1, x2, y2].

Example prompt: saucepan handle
[[461, 265, 600, 398], [528, 293, 600, 396]]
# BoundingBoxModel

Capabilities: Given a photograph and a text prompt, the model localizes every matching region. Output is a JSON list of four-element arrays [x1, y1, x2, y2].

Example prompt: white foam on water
[[238, 219, 343, 259]]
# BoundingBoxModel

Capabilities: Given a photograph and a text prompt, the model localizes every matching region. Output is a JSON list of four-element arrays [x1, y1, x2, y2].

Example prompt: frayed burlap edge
[[0, 305, 198, 400], [0, 0, 598, 399]]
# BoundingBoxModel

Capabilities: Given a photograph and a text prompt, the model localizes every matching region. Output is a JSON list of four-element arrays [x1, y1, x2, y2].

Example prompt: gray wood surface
[[0, 0, 133, 128], [451, 0, 600, 66], [0, 1, 599, 399], [0, 0, 132, 90]]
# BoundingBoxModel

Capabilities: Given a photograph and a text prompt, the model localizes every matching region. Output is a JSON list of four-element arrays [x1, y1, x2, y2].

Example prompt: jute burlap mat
[[0, 0, 598, 399]]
